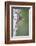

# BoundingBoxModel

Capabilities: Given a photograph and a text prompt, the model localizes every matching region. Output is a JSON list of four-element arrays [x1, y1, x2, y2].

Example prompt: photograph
[[12, 7, 30, 37], [10, 6, 32, 39]]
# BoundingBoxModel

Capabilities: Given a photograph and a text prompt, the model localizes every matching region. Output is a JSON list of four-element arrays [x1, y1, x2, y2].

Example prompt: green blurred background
[[16, 8, 29, 36]]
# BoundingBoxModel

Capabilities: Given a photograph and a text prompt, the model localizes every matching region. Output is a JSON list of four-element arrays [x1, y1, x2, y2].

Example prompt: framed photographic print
[[5, 2, 35, 44]]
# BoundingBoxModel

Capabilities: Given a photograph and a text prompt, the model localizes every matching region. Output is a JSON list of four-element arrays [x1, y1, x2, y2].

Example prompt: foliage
[[16, 9, 29, 36]]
